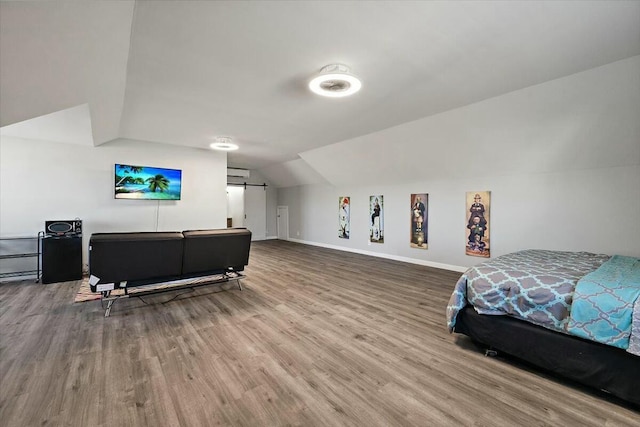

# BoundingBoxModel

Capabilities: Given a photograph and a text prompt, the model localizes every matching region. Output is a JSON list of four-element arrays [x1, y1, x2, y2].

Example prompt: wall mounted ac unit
[[227, 168, 250, 178]]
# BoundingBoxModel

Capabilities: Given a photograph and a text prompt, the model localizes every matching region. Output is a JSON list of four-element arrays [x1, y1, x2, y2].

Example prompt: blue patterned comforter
[[446, 250, 609, 331], [567, 255, 640, 354], [446, 250, 640, 356]]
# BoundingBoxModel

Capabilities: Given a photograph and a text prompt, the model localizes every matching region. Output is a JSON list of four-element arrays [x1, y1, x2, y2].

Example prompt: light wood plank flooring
[[1, 240, 638, 426]]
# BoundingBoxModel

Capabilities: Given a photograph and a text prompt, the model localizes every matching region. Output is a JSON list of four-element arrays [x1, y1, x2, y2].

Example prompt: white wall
[[0, 137, 228, 265], [279, 165, 640, 270], [278, 57, 640, 270]]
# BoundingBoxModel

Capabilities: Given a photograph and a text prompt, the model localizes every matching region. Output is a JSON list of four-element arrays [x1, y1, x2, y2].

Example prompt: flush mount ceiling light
[[210, 137, 239, 151], [309, 64, 362, 98]]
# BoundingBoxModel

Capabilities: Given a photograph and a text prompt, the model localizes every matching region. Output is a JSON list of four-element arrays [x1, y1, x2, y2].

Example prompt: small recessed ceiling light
[[210, 137, 238, 151], [309, 64, 362, 98]]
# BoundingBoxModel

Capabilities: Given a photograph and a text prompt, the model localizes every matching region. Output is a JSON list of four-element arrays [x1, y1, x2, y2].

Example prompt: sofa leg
[[104, 299, 115, 317], [237, 279, 243, 291]]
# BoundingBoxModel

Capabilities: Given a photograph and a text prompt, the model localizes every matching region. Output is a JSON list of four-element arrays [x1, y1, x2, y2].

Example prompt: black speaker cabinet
[[42, 235, 83, 284]]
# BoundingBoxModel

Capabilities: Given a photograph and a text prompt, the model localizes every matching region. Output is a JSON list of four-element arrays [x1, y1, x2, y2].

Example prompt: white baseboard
[[265, 235, 278, 240], [285, 238, 467, 273]]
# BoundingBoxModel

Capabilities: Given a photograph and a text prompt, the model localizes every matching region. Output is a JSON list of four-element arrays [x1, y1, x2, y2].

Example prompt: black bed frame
[[454, 305, 640, 407]]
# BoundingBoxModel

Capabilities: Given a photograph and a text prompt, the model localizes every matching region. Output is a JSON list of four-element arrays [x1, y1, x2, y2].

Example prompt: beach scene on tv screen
[[115, 164, 182, 200]]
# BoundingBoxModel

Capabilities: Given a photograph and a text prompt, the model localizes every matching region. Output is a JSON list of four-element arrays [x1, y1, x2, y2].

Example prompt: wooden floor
[[1, 240, 638, 426]]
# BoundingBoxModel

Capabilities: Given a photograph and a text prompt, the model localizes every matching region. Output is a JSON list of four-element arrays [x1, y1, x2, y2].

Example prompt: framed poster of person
[[339, 196, 350, 239], [465, 191, 490, 257], [369, 195, 384, 243], [410, 193, 428, 249]]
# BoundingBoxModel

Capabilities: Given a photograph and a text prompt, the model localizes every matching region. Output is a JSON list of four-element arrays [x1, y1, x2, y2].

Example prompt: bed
[[446, 250, 640, 406]]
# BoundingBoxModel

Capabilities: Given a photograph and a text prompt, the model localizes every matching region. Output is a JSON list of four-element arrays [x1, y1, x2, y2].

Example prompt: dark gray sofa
[[89, 228, 251, 292]]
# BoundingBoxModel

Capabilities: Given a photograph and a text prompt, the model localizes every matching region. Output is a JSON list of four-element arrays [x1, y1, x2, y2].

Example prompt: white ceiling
[[0, 1, 134, 144], [0, 104, 94, 146], [1, 1, 639, 178]]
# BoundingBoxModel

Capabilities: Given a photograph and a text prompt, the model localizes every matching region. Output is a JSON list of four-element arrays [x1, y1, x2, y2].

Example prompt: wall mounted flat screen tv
[[115, 164, 182, 200]]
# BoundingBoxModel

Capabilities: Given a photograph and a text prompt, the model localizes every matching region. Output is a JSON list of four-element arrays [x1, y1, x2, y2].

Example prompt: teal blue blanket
[[567, 255, 640, 353]]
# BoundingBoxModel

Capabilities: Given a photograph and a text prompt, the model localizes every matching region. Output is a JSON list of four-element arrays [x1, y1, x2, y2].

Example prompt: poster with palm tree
[[114, 164, 182, 200]]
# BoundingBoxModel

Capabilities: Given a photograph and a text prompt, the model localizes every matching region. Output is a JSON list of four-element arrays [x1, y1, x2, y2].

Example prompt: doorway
[[226, 185, 267, 241], [277, 206, 289, 240], [226, 186, 244, 229]]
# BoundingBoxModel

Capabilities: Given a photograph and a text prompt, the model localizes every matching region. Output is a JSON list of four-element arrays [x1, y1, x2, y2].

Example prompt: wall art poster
[[465, 191, 490, 257], [410, 193, 428, 249], [369, 195, 384, 243], [339, 196, 350, 239]]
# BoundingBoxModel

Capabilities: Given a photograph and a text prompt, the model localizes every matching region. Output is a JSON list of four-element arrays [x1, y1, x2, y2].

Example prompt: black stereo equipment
[[45, 219, 82, 236]]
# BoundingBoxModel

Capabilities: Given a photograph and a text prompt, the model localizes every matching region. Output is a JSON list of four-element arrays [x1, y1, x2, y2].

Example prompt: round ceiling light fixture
[[210, 136, 239, 151], [309, 64, 362, 98]]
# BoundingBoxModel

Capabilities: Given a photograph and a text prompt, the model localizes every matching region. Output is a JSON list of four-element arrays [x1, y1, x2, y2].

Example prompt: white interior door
[[244, 186, 266, 240], [277, 206, 289, 240]]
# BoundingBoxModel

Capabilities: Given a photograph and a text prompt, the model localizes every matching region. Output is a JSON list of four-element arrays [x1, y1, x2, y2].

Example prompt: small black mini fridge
[[41, 235, 83, 284]]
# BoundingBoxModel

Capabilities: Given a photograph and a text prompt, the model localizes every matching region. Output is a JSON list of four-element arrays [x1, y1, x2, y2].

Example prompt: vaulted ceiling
[[2, 1, 639, 184]]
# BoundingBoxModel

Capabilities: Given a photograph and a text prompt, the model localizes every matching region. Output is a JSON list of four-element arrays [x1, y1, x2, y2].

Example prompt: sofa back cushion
[[89, 232, 184, 284], [181, 228, 252, 276]]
